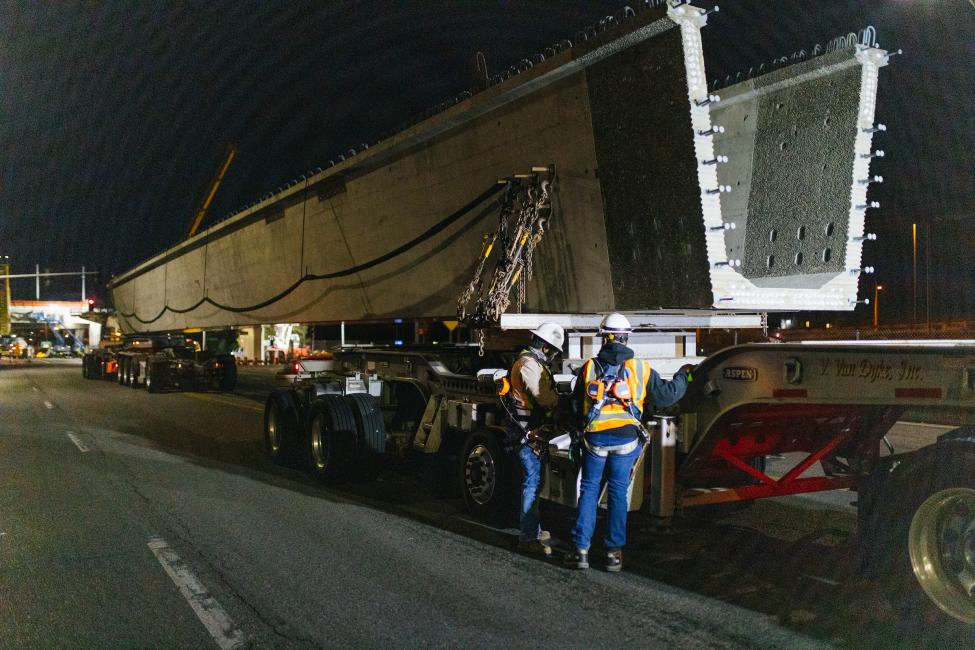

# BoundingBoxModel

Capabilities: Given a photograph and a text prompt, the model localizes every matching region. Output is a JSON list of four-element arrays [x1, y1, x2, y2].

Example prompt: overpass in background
[[6, 300, 106, 348]]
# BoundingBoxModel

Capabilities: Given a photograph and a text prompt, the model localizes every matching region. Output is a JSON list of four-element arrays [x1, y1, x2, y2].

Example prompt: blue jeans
[[519, 445, 544, 541], [570, 439, 642, 550]]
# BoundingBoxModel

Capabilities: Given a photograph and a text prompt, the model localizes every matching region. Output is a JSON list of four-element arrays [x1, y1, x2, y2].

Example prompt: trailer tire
[[218, 356, 237, 391], [264, 390, 302, 465], [133, 359, 144, 388], [459, 428, 508, 518], [306, 395, 357, 484], [81, 356, 89, 379], [119, 357, 129, 386], [862, 434, 975, 628], [345, 393, 385, 480], [145, 363, 160, 393]]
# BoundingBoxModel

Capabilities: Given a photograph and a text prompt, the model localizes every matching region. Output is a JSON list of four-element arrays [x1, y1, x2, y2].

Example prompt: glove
[[679, 363, 697, 382]]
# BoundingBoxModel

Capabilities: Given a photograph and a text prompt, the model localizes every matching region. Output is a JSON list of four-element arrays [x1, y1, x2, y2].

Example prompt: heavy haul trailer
[[263, 339, 975, 624], [113, 335, 237, 393]]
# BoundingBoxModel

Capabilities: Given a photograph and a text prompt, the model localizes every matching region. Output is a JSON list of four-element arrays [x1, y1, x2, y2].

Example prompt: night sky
[[1, 1, 972, 323]]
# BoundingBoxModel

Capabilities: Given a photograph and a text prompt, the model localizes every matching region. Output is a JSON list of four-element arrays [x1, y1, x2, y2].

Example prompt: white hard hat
[[599, 312, 632, 334], [530, 322, 565, 349]]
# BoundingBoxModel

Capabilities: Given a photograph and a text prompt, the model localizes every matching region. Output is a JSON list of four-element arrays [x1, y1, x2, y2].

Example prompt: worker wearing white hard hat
[[564, 313, 693, 571], [503, 321, 564, 556]]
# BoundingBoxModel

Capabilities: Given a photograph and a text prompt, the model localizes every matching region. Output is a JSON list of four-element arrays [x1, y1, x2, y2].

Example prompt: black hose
[[120, 182, 505, 324]]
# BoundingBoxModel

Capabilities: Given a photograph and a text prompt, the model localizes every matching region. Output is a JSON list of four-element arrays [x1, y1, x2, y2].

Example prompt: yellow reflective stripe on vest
[[582, 357, 651, 433]]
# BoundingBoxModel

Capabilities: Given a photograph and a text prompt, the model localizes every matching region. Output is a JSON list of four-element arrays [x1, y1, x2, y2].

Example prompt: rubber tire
[[861, 435, 975, 631], [218, 356, 237, 391], [458, 428, 508, 518], [345, 393, 386, 480], [82, 356, 89, 379], [118, 357, 129, 386], [306, 395, 357, 484], [264, 390, 302, 465], [145, 363, 160, 393], [130, 359, 142, 388]]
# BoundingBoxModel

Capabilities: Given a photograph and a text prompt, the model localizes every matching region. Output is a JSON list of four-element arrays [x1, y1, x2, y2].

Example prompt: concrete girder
[[110, 5, 890, 334]]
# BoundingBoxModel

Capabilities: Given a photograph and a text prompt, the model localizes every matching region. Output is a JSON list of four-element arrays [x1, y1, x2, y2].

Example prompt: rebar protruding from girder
[[710, 222, 736, 232], [713, 259, 741, 268]]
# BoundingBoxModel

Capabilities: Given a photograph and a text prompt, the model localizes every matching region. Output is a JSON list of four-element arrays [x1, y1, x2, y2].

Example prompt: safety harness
[[582, 360, 645, 428], [579, 358, 650, 456]]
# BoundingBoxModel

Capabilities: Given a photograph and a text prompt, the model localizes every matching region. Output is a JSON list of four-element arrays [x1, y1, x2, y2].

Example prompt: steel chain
[[457, 172, 553, 339]]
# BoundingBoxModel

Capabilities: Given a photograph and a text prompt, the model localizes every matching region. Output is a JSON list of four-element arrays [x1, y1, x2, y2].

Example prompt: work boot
[[517, 539, 552, 556], [563, 548, 589, 570], [605, 549, 623, 572]]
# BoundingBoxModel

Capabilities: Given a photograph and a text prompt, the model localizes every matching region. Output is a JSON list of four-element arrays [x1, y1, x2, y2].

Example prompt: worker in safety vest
[[563, 313, 692, 571], [503, 321, 564, 556]]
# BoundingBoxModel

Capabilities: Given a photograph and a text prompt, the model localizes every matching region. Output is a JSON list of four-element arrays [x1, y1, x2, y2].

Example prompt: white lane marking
[[897, 420, 957, 430], [43, 400, 54, 410], [66, 432, 90, 453], [147, 537, 245, 649]]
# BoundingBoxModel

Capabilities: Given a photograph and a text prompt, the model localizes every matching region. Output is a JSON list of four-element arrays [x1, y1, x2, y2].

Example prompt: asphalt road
[[0, 359, 970, 649]]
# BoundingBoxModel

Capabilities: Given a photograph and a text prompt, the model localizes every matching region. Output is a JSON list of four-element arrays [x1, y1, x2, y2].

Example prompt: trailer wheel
[[864, 434, 975, 626], [459, 429, 507, 518], [81, 356, 89, 379], [130, 360, 142, 388], [145, 363, 160, 393], [306, 395, 356, 484], [264, 390, 302, 465], [345, 393, 386, 480], [118, 358, 129, 386]]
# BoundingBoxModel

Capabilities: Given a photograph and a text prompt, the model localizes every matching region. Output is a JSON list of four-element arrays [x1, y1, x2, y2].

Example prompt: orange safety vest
[[580, 357, 650, 433]]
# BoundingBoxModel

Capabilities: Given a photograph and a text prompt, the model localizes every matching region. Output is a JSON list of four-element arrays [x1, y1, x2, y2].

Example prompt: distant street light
[[873, 284, 884, 328]]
